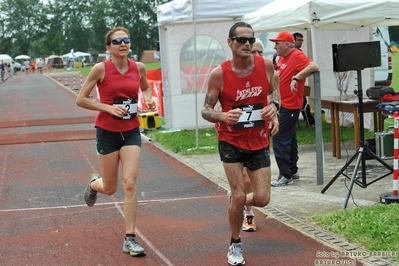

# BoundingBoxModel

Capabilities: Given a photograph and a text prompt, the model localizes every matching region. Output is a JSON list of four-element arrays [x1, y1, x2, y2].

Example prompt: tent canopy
[[15, 55, 30, 60], [61, 51, 91, 59], [242, 0, 399, 186], [157, 0, 270, 25], [45, 55, 64, 68], [157, 0, 273, 130], [242, 0, 399, 32]]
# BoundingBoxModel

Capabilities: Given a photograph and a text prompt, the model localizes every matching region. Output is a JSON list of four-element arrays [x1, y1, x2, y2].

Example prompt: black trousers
[[272, 107, 301, 178]]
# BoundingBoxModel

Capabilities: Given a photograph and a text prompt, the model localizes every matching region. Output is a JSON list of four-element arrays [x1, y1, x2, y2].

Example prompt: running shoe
[[83, 173, 100, 207], [271, 174, 293, 187], [242, 215, 257, 231], [227, 242, 245, 265], [123, 235, 146, 257], [292, 172, 300, 180]]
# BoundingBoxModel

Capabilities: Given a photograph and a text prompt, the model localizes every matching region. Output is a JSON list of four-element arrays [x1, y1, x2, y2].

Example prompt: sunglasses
[[231, 36, 256, 44], [111, 37, 131, 45]]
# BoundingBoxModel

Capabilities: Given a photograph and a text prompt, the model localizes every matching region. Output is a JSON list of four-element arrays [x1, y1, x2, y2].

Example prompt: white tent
[[243, 0, 399, 63], [157, 0, 273, 130], [242, 0, 399, 185], [243, 0, 399, 33], [61, 51, 91, 60]]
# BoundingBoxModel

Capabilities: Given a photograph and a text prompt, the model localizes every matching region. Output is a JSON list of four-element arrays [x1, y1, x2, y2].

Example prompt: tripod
[[321, 69, 393, 209]]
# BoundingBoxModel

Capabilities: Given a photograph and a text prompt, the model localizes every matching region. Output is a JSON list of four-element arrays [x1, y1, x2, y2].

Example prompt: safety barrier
[[64, 72, 69, 86], [138, 80, 164, 117], [393, 111, 398, 195], [380, 111, 399, 204]]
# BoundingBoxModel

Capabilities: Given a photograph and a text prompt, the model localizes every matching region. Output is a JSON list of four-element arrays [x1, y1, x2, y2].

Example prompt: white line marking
[[0, 195, 224, 264], [0, 195, 224, 212], [113, 202, 174, 266]]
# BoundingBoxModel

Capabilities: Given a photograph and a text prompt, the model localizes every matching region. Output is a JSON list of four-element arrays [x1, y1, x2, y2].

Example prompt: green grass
[[309, 52, 399, 265], [313, 204, 399, 263], [390, 52, 399, 91], [77, 62, 161, 76], [146, 118, 374, 155]]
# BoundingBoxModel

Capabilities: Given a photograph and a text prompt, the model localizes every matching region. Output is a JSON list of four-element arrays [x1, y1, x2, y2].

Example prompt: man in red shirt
[[270, 32, 319, 187], [202, 21, 279, 265]]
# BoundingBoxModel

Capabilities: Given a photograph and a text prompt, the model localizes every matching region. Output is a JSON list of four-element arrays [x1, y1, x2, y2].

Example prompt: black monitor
[[332, 41, 381, 72]]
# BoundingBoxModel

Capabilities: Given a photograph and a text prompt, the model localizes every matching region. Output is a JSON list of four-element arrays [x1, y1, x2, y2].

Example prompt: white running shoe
[[123, 235, 146, 257], [242, 215, 257, 231], [227, 242, 245, 265]]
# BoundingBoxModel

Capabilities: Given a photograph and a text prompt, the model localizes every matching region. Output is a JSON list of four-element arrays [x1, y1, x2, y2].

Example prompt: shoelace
[[231, 244, 242, 257], [245, 216, 254, 225]]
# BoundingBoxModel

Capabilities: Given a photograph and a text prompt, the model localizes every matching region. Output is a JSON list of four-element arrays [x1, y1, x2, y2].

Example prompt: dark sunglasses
[[111, 37, 131, 45], [231, 36, 256, 44]]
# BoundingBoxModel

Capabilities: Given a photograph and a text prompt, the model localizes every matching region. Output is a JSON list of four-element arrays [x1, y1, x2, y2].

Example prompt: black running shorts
[[218, 141, 271, 170], [95, 127, 141, 155]]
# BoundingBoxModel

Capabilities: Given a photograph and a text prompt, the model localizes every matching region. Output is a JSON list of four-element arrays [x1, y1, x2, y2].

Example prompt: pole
[[193, 0, 199, 149], [393, 111, 398, 195], [380, 111, 399, 204], [64, 72, 69, 86]]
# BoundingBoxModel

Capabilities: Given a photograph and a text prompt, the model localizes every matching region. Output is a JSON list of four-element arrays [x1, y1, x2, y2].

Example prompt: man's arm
[[201, 66, 242, 125], [262, 58, 279, 135], [293, 61, 319, 80], [201, 67, 224, 123], [264, 58, 281, 111], [270, 70, 281, 102]]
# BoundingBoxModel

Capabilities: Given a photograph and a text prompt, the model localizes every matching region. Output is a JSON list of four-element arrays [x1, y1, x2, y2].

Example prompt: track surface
[[0, 73, 361, 266]]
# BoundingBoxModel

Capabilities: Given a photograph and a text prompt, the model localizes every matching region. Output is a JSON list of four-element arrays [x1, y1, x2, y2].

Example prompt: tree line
[[0, 0, 170, 60], [2, 0, 398, 61]]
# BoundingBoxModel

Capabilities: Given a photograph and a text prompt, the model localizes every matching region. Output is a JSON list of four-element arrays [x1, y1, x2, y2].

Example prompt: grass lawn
[[145, 118, 374, 155], [390, 52, 399, 91]]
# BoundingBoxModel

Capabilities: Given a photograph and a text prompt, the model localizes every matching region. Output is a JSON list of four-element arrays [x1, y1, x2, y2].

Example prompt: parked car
[[12, 60, 21, 70]]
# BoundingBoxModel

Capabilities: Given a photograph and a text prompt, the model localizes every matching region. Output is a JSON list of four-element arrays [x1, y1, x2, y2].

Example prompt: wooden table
[[320, 95, 383, 159]]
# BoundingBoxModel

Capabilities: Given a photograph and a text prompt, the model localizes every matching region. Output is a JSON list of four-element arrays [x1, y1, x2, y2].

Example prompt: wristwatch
[[271, 101, 280, 112], [292, 76, 299, 82]]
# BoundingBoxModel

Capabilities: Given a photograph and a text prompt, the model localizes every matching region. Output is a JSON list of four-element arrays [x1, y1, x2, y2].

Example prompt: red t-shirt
[[95, 59, 141, 132], [216, 55, 271, 151], [275, 49, 312, 109]]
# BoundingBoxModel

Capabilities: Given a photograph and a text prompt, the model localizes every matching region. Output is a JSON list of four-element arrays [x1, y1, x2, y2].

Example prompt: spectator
[[23, 59, 30, 75], [293, 32, 315, 128], [37, 58, 44, 74], [269, 32, 319, 187]]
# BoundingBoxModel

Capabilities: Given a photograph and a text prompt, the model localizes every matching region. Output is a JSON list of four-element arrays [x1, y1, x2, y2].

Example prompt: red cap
[[269, 32, 294, 43]]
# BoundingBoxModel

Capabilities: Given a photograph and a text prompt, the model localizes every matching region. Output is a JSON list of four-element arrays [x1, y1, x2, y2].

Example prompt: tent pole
[[311, 15, 324, 185], [193, 0, 199, 149]]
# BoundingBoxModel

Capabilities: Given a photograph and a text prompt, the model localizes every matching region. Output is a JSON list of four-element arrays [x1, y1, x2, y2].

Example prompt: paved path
[[0, 72, 394, 265]]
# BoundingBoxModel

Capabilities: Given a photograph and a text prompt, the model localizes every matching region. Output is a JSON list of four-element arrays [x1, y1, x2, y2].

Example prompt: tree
[[0, 0, 47, 57], [0, 0, 171, 60]]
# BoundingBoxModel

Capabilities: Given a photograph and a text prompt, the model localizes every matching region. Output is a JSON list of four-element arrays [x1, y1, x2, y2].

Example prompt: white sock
[[244, 209, 254, 217]]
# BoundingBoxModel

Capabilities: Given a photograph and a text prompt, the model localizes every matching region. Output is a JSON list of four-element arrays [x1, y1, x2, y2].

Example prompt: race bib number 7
[[113, 98, 138, 120], [233, 103, 264, 129]]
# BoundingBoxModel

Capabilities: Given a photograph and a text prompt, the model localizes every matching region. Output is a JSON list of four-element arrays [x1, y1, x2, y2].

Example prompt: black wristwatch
[[271, 101, 280, 112], [292, 76, 299, 82]]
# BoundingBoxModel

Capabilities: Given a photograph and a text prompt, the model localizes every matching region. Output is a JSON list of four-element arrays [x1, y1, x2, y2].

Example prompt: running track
[[0, 72, 362, 266]]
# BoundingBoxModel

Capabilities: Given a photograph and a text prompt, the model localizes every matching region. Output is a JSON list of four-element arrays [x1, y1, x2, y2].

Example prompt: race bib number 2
[[113, 98, 138, 120], [233, 103, 264, 129]]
